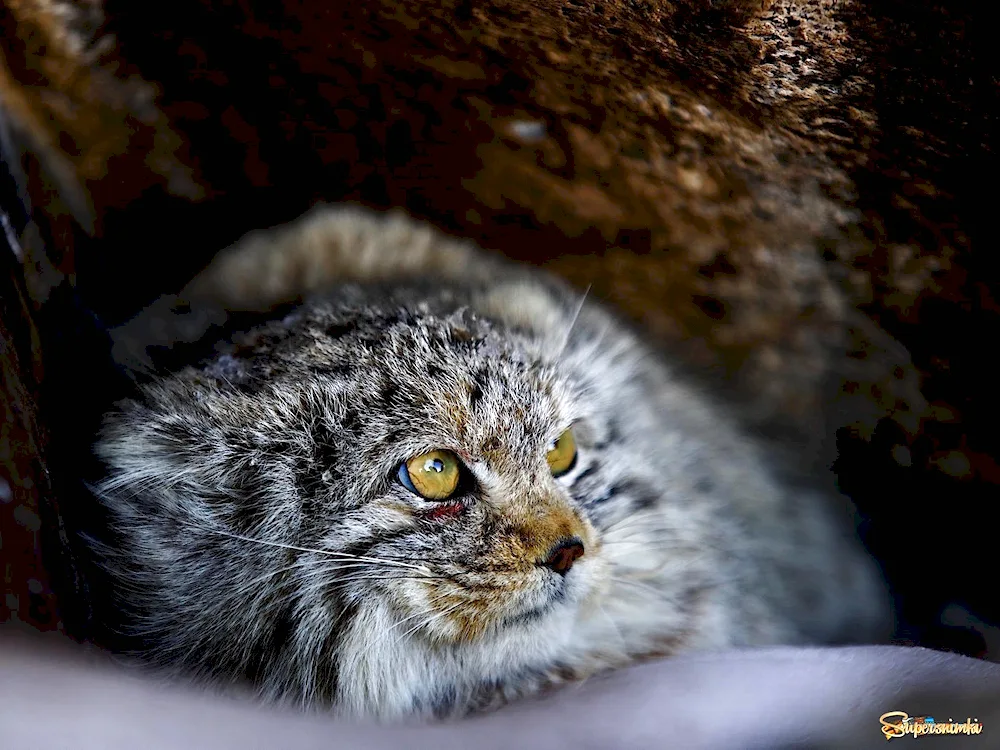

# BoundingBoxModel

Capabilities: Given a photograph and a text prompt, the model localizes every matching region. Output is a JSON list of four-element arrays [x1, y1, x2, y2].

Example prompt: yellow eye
[[398, 450, 461, 500], [546, 429, 577, 477]]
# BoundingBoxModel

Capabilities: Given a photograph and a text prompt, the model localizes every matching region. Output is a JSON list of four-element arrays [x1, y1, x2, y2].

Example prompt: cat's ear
[[472, 274, 603, 352], [474, 278, 567, 336], [201, 353, 251, 384]]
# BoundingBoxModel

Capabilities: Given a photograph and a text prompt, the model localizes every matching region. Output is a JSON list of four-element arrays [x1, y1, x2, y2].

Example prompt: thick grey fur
[[89, 206, 891, 720]]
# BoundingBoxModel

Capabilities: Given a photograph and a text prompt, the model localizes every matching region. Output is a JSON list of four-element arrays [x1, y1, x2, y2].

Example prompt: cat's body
[[88, 206, 889, 719]]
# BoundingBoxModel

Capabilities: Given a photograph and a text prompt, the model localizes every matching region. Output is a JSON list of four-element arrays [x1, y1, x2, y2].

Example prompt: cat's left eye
[[398, 449, 461, 500], [546, 428, 577, 477]]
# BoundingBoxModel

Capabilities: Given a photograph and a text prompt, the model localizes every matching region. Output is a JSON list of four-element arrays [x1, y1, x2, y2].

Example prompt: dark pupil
[[425, 458, 445, 473]]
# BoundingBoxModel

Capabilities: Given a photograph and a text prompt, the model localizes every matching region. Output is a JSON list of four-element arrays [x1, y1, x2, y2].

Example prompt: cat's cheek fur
[[335, 596, 582, 718], [331, 553, 607, 719]]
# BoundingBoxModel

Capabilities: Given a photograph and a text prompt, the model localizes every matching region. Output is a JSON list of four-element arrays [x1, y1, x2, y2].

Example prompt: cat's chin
[[494, 559, 606, 633], [336, 594, 580, 719], [446, 555, 605, 645]]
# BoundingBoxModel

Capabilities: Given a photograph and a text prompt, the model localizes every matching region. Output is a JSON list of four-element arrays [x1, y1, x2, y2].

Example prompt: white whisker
[[599, 603, 627, 653], [352, 593, 457, 667], [392, 600, 465, 646], [193, 525, 431, 573], [610, 575, 678, 604], [556, 283, 592, 358]]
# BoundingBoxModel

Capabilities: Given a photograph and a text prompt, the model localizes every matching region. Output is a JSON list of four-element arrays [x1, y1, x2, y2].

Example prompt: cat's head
[[91, 283, 617, 713]]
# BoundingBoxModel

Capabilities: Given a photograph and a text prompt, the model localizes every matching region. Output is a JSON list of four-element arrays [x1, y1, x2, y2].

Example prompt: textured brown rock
[[0, 245, 58, 632], [1, 0, 996, 650], [0, 0, 199, 232]]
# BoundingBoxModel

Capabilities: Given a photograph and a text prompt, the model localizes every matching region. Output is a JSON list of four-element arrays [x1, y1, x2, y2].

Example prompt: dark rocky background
[[1, 0, 997, 656]]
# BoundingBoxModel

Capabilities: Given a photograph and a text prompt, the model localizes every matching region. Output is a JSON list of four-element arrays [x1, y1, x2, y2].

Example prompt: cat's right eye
[[397, 449, 461, 500], [546, 428, 577, 477]]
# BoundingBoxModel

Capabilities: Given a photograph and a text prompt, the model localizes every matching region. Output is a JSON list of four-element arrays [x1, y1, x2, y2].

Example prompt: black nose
[[540, 538, 585, 576]]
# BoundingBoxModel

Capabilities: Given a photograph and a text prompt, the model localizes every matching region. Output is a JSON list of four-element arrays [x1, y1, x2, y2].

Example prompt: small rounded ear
[[472, 274, 602, 350], [475, 279, 563, 332], [201, 353, 250, 384]]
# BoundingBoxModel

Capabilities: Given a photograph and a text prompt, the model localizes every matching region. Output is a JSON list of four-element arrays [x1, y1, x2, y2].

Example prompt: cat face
[[92, 288, 615, 711]]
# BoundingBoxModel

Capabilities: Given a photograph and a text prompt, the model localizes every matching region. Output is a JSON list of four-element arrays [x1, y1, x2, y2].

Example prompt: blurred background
[[1, 0, 997, 658]]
